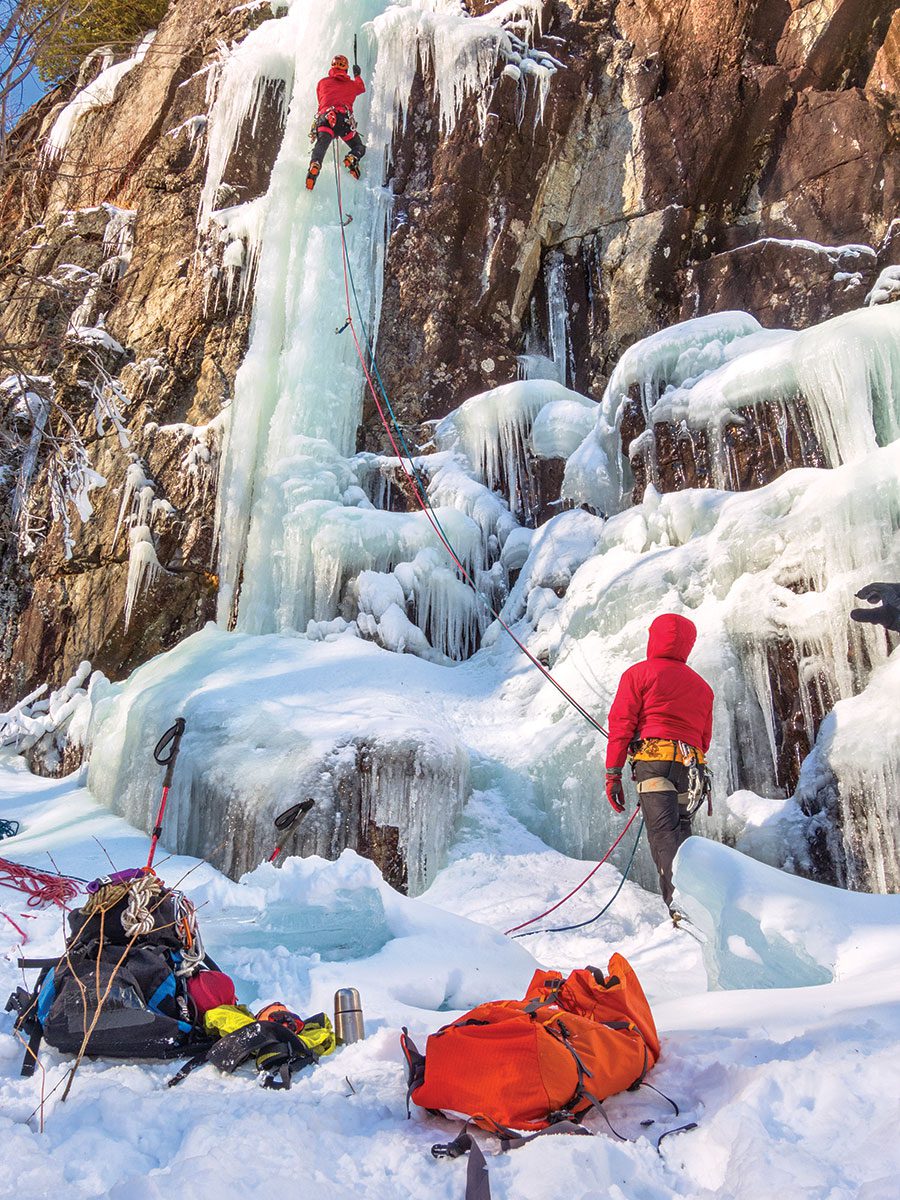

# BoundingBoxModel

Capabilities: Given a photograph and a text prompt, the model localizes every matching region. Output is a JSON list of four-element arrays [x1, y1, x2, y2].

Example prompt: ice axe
[[268, 799, 315, 864], [146, 718, 186, 871], [353, 33, 359, 75]]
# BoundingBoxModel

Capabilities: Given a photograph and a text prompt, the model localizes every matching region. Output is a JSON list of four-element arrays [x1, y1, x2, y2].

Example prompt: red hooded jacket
[[317, 67, 365, 115], [605, 614, 714, 771]]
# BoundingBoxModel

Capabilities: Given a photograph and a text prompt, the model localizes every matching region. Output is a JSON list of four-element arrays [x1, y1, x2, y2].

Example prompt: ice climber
[[306, 54, 366, 191], [604, 614, 714, 920]]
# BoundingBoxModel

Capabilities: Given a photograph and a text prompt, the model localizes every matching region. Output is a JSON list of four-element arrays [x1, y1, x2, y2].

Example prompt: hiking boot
[[306, 162, 321, 191], [344, 153, 361, 180]]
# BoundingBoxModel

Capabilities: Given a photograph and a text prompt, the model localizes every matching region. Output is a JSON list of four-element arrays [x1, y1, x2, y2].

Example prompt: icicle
[[124, 527, 167, 630]]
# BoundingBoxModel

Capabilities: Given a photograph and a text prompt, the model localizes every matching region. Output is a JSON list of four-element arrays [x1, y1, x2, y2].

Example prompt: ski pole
[[268, 799, 315, 864], [146, 718, 186, 871]]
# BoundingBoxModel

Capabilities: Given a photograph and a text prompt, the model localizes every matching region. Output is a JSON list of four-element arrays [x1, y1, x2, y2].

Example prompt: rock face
[[0, 0, 898, 886], [377, 0, 897, 424], [0, 0, 278, 703]]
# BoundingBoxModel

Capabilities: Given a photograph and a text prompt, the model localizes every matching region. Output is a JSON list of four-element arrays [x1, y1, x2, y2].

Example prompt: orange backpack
[[401, 954, 659, 1136]]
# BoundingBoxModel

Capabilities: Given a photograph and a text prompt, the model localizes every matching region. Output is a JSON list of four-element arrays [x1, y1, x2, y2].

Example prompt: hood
[[646, 613, 697, 662], [329, 66, 350, 80]]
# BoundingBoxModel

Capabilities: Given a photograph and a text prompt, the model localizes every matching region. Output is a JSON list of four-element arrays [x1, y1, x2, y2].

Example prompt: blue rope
[[512, 819, 645, 938]]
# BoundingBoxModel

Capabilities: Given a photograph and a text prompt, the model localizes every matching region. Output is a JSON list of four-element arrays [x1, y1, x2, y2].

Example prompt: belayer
[[306, 53, 366, 191], [604, 614, 714, 922]]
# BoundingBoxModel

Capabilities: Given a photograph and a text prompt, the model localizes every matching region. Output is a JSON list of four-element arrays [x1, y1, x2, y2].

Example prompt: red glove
[[605, 771, 624, 813]]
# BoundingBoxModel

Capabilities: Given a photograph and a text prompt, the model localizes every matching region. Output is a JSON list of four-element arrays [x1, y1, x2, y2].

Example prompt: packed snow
[[3, 760, 900, 1199]]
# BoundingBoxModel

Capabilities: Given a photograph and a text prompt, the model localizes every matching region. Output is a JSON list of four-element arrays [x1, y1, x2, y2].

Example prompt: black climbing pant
[[310, 110, 366, 170], [638, 789, 693, 909]]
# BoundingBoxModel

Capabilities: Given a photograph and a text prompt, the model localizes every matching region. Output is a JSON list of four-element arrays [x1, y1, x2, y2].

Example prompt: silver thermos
[[334, 987, 365, 1044]]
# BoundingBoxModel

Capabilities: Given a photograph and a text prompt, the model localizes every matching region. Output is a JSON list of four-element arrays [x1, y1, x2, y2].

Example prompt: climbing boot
[[343, 154, 361, 181], [305, 162, 321, 191]]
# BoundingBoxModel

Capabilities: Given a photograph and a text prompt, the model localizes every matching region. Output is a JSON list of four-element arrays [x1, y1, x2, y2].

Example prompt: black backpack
[[6, 872, 213, 1075]]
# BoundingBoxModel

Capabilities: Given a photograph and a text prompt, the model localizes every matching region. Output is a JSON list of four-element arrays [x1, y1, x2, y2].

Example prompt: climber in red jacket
[[306, 54, 367, 191], [605, 613, 714, 918]]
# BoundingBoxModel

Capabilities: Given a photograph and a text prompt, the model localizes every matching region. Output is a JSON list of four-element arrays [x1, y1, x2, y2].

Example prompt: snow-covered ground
[[2, 759, 899, 1199]]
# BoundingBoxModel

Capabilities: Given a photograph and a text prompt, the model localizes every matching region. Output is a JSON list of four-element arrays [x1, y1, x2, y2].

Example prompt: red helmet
[[331, 54, 349, 72]]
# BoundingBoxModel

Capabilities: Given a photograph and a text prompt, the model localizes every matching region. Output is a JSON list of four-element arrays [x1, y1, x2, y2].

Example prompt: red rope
[[331, 150, 608, 740], [503, 807, 641, 935], [1, 910, 28, 942], [0, 858, 81, 910]]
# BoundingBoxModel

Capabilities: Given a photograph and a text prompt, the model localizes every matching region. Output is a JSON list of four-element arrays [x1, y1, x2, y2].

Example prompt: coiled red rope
[[0, 857, 81, 910]]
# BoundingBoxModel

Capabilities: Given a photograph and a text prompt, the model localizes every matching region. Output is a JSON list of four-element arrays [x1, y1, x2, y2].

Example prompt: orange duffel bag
[[401, 954, 660, 1136]]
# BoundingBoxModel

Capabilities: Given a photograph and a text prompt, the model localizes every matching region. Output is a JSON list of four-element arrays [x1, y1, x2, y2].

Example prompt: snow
[[3, 761, 900, 1199], [436, 379, 595, 516], [43, 34, 156, 162], [866, 264, 900, 307]]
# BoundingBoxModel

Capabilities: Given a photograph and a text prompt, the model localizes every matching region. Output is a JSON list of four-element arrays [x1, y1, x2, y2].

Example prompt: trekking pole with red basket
[[146, 718, 186, 871], [268, 799, 315, 864]]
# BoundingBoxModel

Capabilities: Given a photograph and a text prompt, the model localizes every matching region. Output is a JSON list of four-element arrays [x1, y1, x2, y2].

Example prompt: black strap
[[656, 1122, 698, 1151], [640, 1080, 679, 1116], [499, 1120, 593, 1151], [167, 1049, 209, 1087], [20, 1023, 43, 1079]]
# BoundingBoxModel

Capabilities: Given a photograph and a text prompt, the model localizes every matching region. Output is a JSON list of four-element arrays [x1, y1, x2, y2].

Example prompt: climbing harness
[[511, 816, 644, 938], [330, 147, 608, 742], [146, 717, 186, 872]]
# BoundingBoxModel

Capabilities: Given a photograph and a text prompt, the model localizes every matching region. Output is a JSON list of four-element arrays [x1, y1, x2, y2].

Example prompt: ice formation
[[113, 460, 173, 628], [72, 0, 900, 900], [436, 379, 595, 517], [673, 837, 900, 990], [207, 0, 558, 644], [43, 34, 156, 162], [87, 626, 471, 893], [565, 306, 900, 511]]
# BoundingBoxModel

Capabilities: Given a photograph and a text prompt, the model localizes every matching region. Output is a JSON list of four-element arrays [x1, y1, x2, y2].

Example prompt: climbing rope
[[510, 817, 644, 938], [0, 857, 81, 910], [503, 807, 642, 935], [330, 146, 608, 740]]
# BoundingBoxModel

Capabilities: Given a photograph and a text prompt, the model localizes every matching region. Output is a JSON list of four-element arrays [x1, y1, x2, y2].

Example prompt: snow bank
[[674, 837, 900, 990], [87, 626, 472, 894]]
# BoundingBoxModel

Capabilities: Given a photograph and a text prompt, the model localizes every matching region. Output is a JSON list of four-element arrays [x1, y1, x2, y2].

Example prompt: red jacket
[[605, 614, 713, 771], [317, 68, 365, 115]]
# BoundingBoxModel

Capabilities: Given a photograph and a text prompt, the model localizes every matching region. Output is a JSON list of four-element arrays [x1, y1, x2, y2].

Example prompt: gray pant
[[637, 784, 693, 908]]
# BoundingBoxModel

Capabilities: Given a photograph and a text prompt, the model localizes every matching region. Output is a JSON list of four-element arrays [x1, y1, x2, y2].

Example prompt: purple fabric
[[86, 868, 145, 894]]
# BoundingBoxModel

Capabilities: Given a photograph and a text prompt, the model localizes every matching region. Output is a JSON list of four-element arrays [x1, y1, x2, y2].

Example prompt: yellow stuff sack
[[204, 1004, 256, 1037], [297, 1012, 336, 1057]]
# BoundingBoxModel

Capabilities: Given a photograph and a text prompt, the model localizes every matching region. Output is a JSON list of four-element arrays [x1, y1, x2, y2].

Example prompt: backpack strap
[[431, 1126, 491, 1200], [6, 961, 53, 1077], [399, 1027, 426, 1117]]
